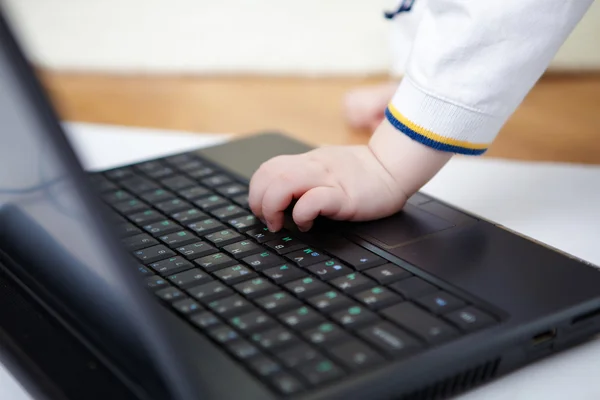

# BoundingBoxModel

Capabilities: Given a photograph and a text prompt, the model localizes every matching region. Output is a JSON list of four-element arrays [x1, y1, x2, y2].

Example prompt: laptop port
[[572, 308, 600, 325], [531, 329, 556, 346]]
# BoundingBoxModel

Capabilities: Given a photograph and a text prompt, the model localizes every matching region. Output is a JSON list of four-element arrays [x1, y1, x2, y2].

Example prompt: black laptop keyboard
[[91, 151, 498, 396]]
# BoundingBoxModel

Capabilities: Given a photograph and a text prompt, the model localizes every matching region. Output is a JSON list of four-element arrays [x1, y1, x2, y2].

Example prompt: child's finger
[[261, 172, 324, 231], [249, 166, 275, 220], [292, 186, 347, 232]]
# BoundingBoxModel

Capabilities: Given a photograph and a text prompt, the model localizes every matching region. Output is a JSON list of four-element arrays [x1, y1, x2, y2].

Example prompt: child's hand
[[249, 120, 452, 232]]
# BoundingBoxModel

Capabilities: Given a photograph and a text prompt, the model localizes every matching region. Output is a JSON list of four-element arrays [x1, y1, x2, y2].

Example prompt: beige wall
[[3, 0, 599, 75]]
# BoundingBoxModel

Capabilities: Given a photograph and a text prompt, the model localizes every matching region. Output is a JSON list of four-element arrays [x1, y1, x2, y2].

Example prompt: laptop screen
[[0, 11, 198, 400]]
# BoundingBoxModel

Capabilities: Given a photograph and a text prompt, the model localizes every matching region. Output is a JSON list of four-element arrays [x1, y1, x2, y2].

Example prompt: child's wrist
[[368, 119, 453, 196]]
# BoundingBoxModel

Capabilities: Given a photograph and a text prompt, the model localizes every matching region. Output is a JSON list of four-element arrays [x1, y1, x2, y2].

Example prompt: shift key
[[322, 239, 385, 270]]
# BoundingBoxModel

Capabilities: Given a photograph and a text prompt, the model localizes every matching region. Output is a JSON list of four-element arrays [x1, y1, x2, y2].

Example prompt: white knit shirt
[[386, 0, 594, 155]]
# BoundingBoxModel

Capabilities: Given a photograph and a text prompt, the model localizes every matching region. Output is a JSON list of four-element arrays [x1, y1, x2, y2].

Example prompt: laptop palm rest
[[348, 204, 455, 249]]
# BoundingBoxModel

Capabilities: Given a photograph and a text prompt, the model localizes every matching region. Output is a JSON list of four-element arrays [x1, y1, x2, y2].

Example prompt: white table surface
[[2, 122, 599, 400]]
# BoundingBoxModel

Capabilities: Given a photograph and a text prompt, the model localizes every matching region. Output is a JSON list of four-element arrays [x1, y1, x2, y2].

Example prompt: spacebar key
[[322, 238, 386, 270]]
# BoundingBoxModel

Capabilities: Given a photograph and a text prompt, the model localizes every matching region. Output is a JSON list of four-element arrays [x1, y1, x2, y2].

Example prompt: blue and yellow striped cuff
[[385, 104, 489, 155]]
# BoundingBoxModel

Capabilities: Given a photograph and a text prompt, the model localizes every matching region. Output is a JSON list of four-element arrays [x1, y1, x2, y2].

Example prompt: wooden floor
[[39, 72, 600, 164]]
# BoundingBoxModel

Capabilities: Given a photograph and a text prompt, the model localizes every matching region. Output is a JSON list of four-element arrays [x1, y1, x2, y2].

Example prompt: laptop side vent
[[400, 358, 501, 400]]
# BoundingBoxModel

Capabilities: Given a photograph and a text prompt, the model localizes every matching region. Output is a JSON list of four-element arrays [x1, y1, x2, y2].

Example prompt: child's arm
[[250, 0, 593, 232]]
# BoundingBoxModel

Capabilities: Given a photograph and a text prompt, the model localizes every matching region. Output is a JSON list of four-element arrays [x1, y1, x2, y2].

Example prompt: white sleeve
[[385, 0, 593, 155]]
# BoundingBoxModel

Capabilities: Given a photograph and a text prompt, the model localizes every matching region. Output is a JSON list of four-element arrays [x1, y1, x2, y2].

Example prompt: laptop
[[1, 8, 600, 400]]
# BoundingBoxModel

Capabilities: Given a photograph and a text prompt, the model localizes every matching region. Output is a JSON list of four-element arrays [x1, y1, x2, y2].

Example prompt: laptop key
[[327, 339, 385, 370], [331, 272, 376, 294], [286, 248, 330, 267], [354, 286, 403, 310], [105, 167, 134, 181], [134, 245, 175, 264], [364, 263, 412, 285], [216, 183, 248, 197], [178, 186, 211, 201], [168, 268, 212, 288], [165, 153, 196, 166], [194, 252, 236, 272], [307, 260, 353, 281], [204, 229, 243, 247], [171, 208, 207, 224], [358, 322, 422, 358], [279, 306, 325, 330], [445, 307, 496, 332], [265, 236, 306, 255], [135, 160, 166, 174], [303, 322, 352, 346], [144, 275, 169, 290], [103, 189, 133, 204], [269, 373, 304, 395], [176, 241, 217, 260], [255, 292, 301, 313], [307, 290, 353, 314], [136, 264, 153, 276], [122, 233, 158, 251], [172, 298, 202, 315], [211, 204, 246, 220], [116, 222, 142, 238], [208, 295, 252, 317], [228, 214, 262, 232], [120, 176, 159, 194], [243, 251, 285, 271], [150, 256, 194, 276], [208, 325, 239, 344], [159, 230, 198, 248], [143, 220, 180, 237], [248, 356, 282, 377], [276, 343, 320, 368], [332, 305, 378, 330], [263, 264, 307, 284], [415, 291, 466, 315], [190, 311, 221, 329], [155, 286, 185, 302], [232, 194, 249, 209], [161, 175, 196, 191], [381, 302, 459, 344], [246, 227, 284, 244], [251, 326, 300, 350], [222, 240, 262, 259], [187, 281, 233, 303], [128, 209, 164, 225], [201, 174, 233, 188], [389, 277, 437, 299], [187, 166, 216, 180], [188, 218, 226, 236], [230, 310, 276, 333], [322, 239, 386, 270], [155, 198, 192, 214], [297, 358, 344, 386], [176, 160, 204, 172], [226, 340, 260, 360], [144, 166, 175, 180], [213, 264, 257, 284], [234, 277, 277, 298], [90, 174, 118, 192], [284, 276, 330, 299], [113, 199, 148, 214], [140, 189, 175, 203], [194, 195, 230, 211]]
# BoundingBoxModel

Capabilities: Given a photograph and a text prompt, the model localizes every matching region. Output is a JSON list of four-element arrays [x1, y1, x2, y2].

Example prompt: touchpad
[[349, 204, 455, 248]]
